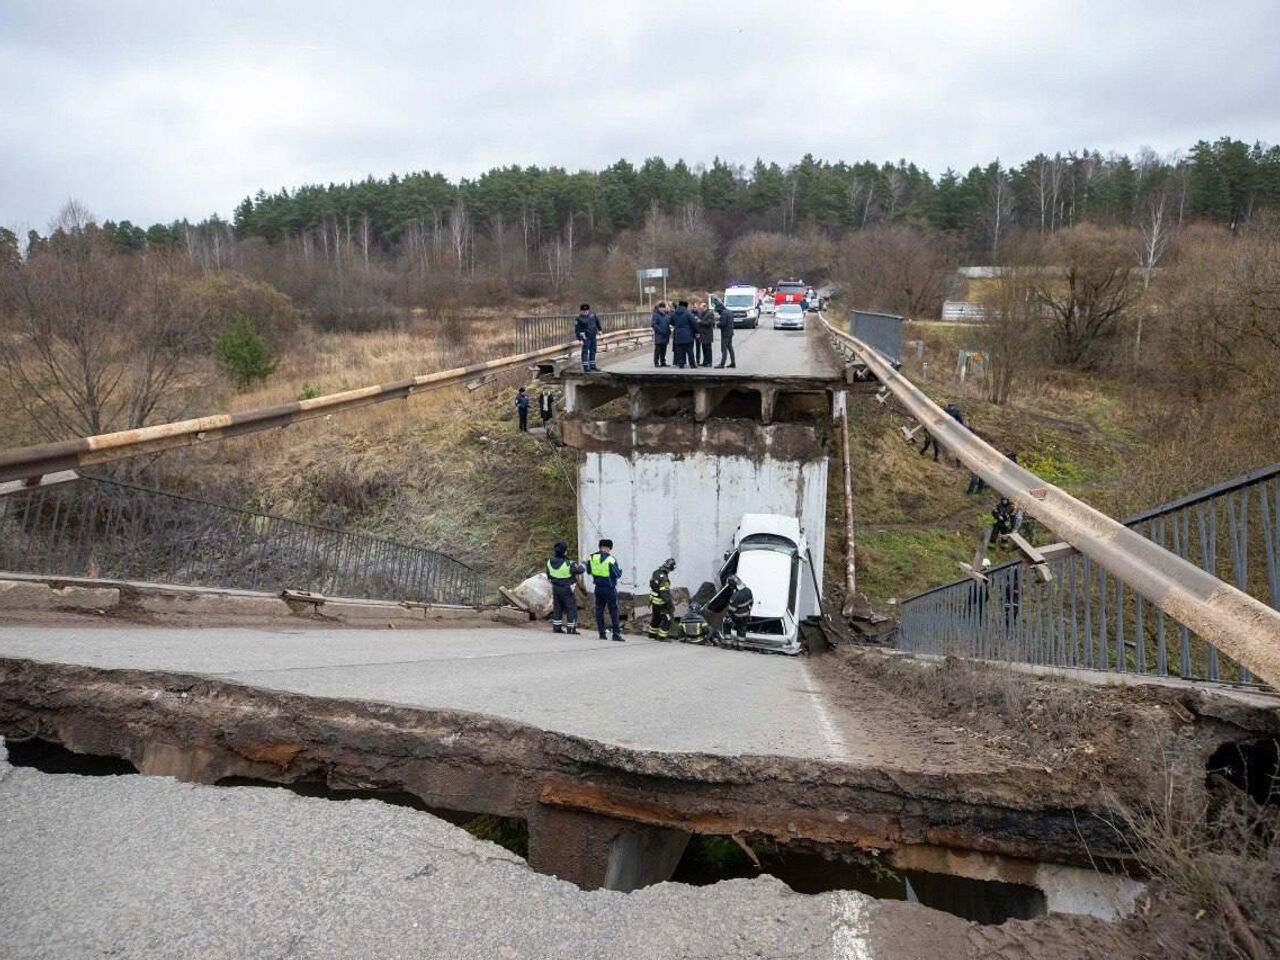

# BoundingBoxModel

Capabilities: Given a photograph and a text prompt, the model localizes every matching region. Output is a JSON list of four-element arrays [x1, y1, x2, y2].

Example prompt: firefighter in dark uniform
[[546, 540, 583, 634], [647, 558, 677, 640], [677, 603, 712, 645], [725, 576, 754, 646]]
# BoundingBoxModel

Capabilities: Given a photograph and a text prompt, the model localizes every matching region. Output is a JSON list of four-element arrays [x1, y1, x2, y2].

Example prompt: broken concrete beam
[[491, 606, 531, 625], [527, 803, 690, 892], [0, 579, 119, 613], [134, 591, 292, 620]]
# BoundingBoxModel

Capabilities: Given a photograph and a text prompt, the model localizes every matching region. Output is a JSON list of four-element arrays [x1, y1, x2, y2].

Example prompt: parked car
[[773, 302, 805, 330], [708, 514, 815, 655], [804, 288, 818, 312], [761, 294, 776, 314]]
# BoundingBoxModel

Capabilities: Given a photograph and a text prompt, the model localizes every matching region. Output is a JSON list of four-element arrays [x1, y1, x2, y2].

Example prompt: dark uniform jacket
[[716, 306, 735, 340], [546, 555, 583, 584], [574, 312, 603, 342], [651, 309, 672, 343], [728, 586, 754, 617], [588, 551, 622, 595], [648, 570, 673, 608], [670, 307, 697, 345]]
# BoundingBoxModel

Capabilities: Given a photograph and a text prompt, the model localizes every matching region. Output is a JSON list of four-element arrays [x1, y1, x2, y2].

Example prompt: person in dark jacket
[[546, 540, 584, 634], [695, 304, 715, 367], [587, 538, 624, 641], [714, 303, 736, 369], [515, 387, 530, 432], [725, 576, 754, 646], [574, 303, 603, 372], [538, 390, 554, 427], [920, 402, 964, 461], [650, 302, 672, 367], [677, 604, 712, 644], [670, 301, 698, 370]]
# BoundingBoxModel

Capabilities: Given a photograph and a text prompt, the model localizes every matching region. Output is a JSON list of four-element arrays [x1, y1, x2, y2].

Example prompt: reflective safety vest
[[589, 552, 617, 579], [547, 558, 575, 582]]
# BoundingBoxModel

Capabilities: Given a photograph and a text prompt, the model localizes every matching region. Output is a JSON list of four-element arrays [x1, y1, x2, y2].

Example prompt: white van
[[721, 285, 761, 328], [711, 513, 817, 655]]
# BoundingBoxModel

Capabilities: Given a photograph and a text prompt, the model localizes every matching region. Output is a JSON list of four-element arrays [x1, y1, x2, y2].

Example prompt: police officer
[[726, 576, 754, 647], [695, 303, 715, 367], [647, 558, 676, 639], [677, 603, 711, 644], [546, 540, 584, 634], [587, 538, 624, 641], [651, 302, 672, 367], [575, 303, 603, 372], [669, 301, 698, 370]]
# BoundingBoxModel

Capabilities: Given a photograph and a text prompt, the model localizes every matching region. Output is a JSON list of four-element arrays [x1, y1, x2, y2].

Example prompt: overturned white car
[[709, 514, 819, 655]]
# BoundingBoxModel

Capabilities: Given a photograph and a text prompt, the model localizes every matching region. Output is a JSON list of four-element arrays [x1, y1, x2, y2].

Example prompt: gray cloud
[[2, 0, 1278, 230]]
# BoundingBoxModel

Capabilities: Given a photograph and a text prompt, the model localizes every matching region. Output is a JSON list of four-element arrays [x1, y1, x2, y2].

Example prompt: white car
[[804, 288, 819, 312], [713, 514, 814, 655], [761, 294, 775, 314], [773, 302, 805, 330]]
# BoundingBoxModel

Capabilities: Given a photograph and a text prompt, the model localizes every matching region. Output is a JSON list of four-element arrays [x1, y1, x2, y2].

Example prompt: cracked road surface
[[0, 740, 982, 960], [0, 625, 868, 760]]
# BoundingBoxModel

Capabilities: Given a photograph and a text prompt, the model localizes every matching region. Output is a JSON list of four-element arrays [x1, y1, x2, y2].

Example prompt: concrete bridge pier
[[527, 804, 690, 892]]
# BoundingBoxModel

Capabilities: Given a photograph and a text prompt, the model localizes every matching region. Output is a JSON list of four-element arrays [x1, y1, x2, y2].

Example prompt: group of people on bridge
[[544, 539, 753, 647], [648, 300, 736, 370]]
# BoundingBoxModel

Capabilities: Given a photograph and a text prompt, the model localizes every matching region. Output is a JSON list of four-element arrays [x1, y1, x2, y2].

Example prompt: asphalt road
[[0, 625, 862, 760], [601, 321, 843, 381], [0, 743, 968, 960]]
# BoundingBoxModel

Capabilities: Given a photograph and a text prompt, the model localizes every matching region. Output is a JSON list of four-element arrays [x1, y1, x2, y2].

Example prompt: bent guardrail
[[820, 314, 1280, 689], [0, 473, 487, 606], [896, 464, 1280, 684]]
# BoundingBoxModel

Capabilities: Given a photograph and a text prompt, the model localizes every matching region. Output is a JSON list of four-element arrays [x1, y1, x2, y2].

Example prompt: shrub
[[216, 314, 278, 389], [297, 383, 322, 401]]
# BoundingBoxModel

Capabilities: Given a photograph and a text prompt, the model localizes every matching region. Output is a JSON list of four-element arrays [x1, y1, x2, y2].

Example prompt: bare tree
[[449, 195, 469, 273], [1134, 188, 1175, 363], [985, 163, 1013, 253], [727, 231, 795, 282], [1035, 225, 1139, 368], [979, 262, 1042, 403], [834, 224, 957, 319], [0, 203, 200, 440]]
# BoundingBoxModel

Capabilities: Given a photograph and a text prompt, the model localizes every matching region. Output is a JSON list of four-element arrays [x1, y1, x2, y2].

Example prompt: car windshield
[[725, 293, 754, 307], [777, 304, 802, 316], [740, 533, 798, 555], [777, 282, 804, 292]]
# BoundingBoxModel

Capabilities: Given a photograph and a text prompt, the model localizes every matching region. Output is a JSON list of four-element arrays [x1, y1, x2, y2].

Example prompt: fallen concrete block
[[491, 605, 531, 625], [0, 580, 119, 612]]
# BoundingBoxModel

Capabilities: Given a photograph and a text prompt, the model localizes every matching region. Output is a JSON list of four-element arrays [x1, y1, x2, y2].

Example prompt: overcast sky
[[3, 0, 1279, 231]]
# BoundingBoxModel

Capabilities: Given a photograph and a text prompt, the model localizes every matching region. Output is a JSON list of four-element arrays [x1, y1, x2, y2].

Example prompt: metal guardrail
[[897, 464, 1280, 683], [820, 314, 1280, 689], [0, 473, 487, 606], [514, 311, 650, 354], [0, 327, 648, 483]]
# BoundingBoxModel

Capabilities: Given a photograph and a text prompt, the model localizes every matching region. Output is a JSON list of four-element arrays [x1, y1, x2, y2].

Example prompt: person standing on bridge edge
[[546, 540, 584, 634], [714, 300, 736, 369], [651, 301, 672, 367], [515, 387, 530, 432], [575, 303, 603, 372], [670, 301, 698, 370], [588, 538, 624, 641], [695, 303, 715, 367]]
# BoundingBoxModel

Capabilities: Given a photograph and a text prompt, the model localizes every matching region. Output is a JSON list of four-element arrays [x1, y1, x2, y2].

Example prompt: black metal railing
[[0, 474, 487, 606], [896, 462, 1280, 684], [513, 311, 649, 354]]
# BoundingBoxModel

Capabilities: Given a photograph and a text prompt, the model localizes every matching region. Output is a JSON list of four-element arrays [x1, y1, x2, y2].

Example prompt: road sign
[[637, 267, 668, 307]]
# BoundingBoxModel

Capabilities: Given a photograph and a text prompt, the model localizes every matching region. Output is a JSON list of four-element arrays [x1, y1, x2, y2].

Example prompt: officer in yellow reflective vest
[[587, 538, 624, 642], [546, 540, 584, 634], [647, 558, 676, 639]]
